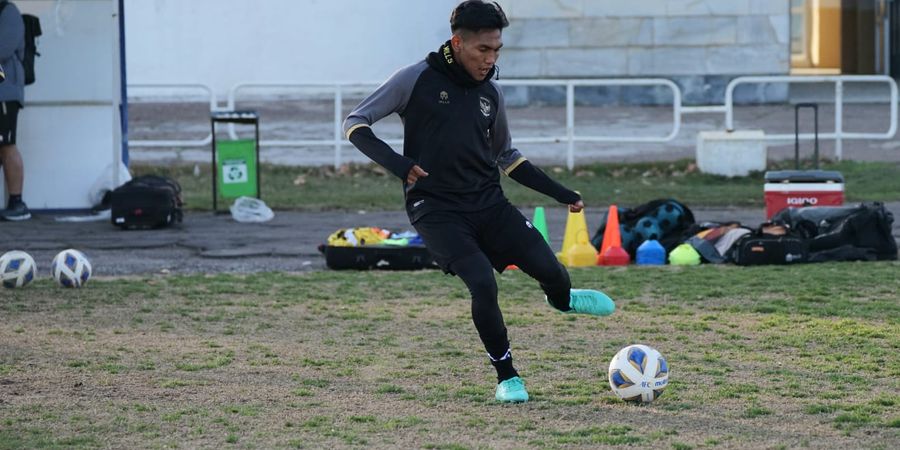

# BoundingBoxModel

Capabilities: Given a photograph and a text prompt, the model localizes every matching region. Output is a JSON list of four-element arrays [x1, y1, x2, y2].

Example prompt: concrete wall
[[125, 0, 791, 104], [495, 0, 791, 104]]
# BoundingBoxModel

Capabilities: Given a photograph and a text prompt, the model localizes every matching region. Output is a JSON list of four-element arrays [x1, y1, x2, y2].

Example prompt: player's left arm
[[492, 83, 583, 212]]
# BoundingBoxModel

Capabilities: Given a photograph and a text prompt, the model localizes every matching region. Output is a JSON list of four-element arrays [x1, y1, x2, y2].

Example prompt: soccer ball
[[51, 249, 92, 288], [608, 344, 669, 403], [0, 250, 36, 288], [635, 217, 662, 242]]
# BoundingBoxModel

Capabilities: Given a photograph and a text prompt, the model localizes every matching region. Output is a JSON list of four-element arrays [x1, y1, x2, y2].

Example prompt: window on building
[[790, 0, 892, 75]]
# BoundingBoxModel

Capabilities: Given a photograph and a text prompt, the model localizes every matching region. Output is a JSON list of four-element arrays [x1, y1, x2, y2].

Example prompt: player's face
[[453, 29, 503, 81]]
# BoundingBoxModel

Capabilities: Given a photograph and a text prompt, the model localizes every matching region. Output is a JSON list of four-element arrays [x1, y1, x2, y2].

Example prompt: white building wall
[[125, 0, 458, 98], [495, 0, 790, 78]]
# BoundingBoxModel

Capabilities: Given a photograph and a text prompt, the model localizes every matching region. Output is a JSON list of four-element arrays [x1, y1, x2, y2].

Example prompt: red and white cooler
[[764, 170, 844, 219]]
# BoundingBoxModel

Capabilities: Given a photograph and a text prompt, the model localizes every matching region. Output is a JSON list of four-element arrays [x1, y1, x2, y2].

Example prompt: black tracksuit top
[[343, 58, 525, 223]]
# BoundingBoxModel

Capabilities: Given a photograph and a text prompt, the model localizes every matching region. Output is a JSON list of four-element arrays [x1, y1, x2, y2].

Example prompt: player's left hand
[[569, 199, 584, 213]]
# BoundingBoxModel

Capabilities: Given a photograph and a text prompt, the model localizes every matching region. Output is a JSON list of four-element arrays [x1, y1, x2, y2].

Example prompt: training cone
[[598, 205, 630, 266], [556, 209, 597, 267], [532, 207, 550, 244]]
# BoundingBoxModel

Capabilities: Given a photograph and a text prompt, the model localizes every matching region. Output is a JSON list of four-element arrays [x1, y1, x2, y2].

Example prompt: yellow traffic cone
[[556, 209, 597, 267]]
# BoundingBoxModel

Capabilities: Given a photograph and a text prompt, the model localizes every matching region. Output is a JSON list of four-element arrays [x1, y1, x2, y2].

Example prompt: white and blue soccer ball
[[51, 249, 92, 288], [608, 344, 669, 403], [0, 250, 36, 288]]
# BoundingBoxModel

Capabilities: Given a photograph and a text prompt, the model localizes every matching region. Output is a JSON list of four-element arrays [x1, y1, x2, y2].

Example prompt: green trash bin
[[210, 111, 260, 212], [216, 139, 258, 198]]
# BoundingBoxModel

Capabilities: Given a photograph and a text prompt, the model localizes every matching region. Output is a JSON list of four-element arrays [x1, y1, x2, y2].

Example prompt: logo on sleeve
[[479, 96, 492, 117], [439, 91, 450, 105]]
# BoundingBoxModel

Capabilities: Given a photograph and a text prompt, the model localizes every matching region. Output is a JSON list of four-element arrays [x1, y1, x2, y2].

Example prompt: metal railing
[[127, 75, 899, 168], [498, 79, 681, 169], [127, 83, 218, 148], [226, 83, 388, 169], [725, 75, 898, 160], [226, 79, 680, 169]]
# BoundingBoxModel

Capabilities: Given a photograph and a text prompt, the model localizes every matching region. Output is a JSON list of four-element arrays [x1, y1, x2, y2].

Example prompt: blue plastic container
[[636, 239, 666, 265]]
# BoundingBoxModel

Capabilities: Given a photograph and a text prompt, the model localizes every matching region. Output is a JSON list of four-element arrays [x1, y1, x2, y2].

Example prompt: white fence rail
[[127, 84, 219, 148], [128, 75, 899, 169], [724, 75, 898, 160]]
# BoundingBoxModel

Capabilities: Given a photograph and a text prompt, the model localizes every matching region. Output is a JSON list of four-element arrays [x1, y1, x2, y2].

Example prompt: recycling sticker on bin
[[223, 159, 249, 184]]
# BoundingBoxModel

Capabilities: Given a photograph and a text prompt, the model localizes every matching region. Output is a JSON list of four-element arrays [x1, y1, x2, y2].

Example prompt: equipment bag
[[319, 245, 438, 271], [772, 202, 897, 262], [732, 222, 808, 266], [110, 175, 183, 229], [0, 1, 41, 85]]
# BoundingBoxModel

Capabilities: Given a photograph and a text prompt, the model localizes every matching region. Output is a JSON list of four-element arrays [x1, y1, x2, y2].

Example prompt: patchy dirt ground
[[0, 267, 898, 449]]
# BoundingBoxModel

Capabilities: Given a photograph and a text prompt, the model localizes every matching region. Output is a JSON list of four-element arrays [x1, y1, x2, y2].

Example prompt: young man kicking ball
[[343, 0, 614, 403]]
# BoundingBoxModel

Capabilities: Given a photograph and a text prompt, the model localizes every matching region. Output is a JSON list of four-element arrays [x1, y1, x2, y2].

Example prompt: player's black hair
[[450, 1, 509, 33]]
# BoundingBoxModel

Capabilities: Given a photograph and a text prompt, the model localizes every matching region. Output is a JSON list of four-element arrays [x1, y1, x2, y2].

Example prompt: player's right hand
[[407, 165, 429, 184]]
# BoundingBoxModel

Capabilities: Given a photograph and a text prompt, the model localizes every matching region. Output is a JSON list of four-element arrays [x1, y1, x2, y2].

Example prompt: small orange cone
[[598, 205, 630, 266]]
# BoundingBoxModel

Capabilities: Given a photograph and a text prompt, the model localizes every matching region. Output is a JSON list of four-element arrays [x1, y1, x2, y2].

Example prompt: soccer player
[[343, 0, 614, 403]]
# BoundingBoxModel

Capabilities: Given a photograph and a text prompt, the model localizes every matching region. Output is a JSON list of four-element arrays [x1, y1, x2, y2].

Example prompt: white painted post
[[566, 83, 575, 171], [334, 86, 343, 169], [835, 80, 843, 161]]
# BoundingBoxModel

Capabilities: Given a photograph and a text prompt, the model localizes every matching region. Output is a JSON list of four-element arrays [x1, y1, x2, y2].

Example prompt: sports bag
[[772, 202, 897, 262], [110, 175, 183, 229], [0, 1, 41, 85], [732, 222, 808, 266]]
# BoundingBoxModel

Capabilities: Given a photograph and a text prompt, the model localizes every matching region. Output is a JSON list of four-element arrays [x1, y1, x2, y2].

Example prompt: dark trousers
[[413, 202, 571, 360]]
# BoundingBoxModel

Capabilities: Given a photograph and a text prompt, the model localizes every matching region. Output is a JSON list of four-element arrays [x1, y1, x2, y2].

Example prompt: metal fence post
[[566, 82, 575, 171], [834, 80, 843, 161], [334, 85, 343, 170]]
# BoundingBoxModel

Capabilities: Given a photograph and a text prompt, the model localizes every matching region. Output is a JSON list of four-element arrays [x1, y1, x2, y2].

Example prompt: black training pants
[[413, 202, 572, 360]]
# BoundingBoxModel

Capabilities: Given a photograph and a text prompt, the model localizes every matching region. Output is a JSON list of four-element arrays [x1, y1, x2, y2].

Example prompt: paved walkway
[[128, 100, 900, 167], [2, 203, 897, 276]]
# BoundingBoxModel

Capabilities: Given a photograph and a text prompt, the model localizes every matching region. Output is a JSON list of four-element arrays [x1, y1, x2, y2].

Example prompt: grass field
[[2, 263, 898, 449], [132, 159, 900, 211]]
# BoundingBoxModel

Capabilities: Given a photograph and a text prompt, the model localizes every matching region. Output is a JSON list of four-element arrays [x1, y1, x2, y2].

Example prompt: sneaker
[[567, 289, 615, 316], [0, 202, 31, 221], [495, 376, 529, 403]]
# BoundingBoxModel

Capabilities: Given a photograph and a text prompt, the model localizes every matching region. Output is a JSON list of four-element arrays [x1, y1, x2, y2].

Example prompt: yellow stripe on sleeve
[[502, 156, 528, 175], [345, 123, 371, 140]]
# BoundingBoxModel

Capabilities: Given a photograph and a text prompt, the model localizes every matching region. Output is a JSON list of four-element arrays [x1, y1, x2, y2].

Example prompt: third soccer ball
[[608, 344, 669, 403], [51, 249, 92, 288]]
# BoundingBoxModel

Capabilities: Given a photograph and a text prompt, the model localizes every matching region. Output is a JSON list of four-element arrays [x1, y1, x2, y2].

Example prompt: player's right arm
[[343, 62, 428, 182]]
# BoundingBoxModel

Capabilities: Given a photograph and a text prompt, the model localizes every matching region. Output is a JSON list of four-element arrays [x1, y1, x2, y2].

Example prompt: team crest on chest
[[439, 91, 450, 104], [479, 96, 492, 117]]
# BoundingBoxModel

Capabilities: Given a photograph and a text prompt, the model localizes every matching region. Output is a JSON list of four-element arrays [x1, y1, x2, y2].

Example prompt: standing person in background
[[0, 0, 30, 221], [343, 0, 615, 403]]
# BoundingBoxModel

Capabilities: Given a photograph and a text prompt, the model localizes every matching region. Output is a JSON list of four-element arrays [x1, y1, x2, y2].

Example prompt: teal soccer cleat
[[567, 289, 615, 316], [495, 376, 529, 403]]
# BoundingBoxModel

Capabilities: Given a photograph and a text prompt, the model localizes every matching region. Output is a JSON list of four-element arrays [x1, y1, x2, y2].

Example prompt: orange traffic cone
[[598, 205, 630, 266]]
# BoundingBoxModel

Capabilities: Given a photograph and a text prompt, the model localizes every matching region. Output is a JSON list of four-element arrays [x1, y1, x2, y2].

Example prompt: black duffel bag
[[732, 222, 809, 266], [110, 175, 183, 229], [773, 202, 897, 262]]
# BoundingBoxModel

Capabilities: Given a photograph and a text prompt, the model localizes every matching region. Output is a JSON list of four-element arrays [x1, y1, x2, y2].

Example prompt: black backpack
[[110, 175, 184, 230], [0, 1, 41, 85]]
